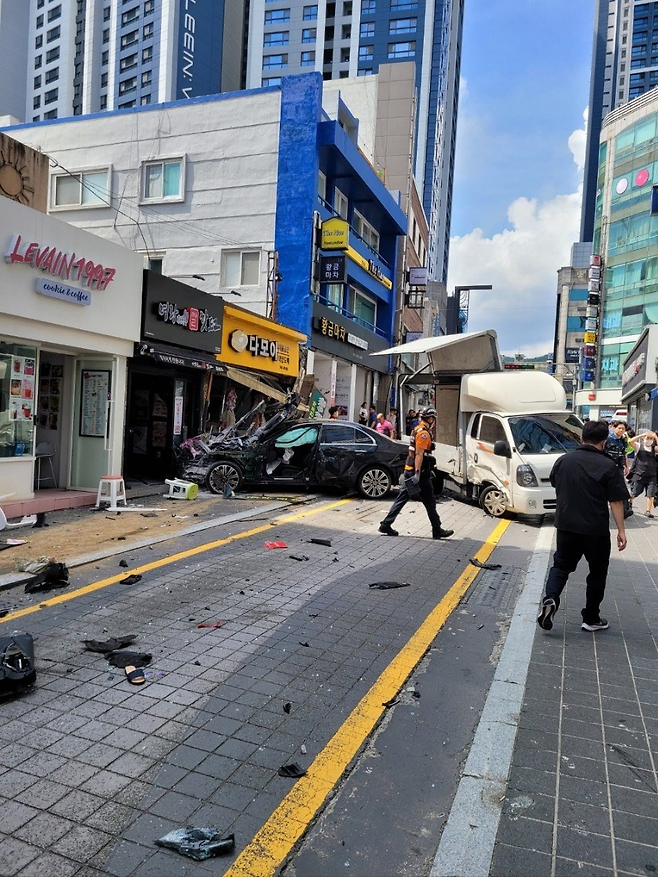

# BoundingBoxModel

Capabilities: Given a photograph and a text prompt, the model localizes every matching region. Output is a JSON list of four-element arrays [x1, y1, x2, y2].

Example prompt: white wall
[[6, 89, 283, 316]]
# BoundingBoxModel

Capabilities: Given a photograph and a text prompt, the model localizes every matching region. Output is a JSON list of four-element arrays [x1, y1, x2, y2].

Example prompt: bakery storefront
[[125, 271, 225, 480], [0, 198, 142, 504]]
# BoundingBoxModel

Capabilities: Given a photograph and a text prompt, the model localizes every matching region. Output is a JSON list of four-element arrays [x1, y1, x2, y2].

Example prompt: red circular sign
[[635, 168, 650, 187]]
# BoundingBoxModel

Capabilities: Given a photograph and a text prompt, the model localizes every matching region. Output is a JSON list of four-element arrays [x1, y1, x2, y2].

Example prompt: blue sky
[[448, 0, 596, 354]]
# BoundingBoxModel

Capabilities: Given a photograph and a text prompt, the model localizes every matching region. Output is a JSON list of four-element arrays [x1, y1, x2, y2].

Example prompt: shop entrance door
[[125, 373, 175, 481], [70, 359, 113, 490]]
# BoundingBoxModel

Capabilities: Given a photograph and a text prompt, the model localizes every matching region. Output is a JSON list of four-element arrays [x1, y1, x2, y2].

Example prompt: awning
[[224, 366, 290, 403], [135, 342, 225, 373], [370, 330, 502, 375]]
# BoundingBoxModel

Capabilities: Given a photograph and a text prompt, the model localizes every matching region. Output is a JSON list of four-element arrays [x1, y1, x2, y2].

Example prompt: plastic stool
[[96, 476, 127, 508], [164, 479, 199, 500]]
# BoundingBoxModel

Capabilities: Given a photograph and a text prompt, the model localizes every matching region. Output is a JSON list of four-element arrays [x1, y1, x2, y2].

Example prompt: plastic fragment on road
[[0, 632, 36, 696], [289, 554, 309, 562], [83, 634, 137, 653], [155, 828, 235, 861], [119, 559, 129, 568], [382, 696, 399, 707], [197, 621, 222, 629], [469, 558, 502, 570], [283, 702, 292, 713], [107, 651, 152, 668], [298, 641, 310, 647], [24, 562, 69, 594], [368, 581, 410, 590], [307, 538, 332, 547], [119, 574, 142, 585], [0, 539, 27, 551], [264, 541, 288, 549], [278, 762, 307, 778], [223, 484, 235, 499]]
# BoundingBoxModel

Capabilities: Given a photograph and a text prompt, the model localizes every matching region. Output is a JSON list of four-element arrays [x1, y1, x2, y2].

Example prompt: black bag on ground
[[0, 632, 36, 696]]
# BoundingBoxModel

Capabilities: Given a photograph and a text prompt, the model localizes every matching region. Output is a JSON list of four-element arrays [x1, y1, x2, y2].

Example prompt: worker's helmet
[[423, 407, 437, 420]]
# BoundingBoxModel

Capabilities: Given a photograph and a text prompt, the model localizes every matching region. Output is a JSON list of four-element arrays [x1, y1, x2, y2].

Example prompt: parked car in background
[[177, 401, 408, 499]]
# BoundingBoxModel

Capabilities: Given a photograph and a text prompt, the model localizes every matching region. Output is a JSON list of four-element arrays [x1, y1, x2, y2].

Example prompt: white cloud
[[568, 107, 588, 175], [448, 111, 587, 357]]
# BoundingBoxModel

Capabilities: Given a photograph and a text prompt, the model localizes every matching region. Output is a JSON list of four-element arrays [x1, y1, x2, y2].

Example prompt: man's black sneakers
[[537, 598, 557, 631], [581, 618, 609, 632], [432, 529, 454, 539], [378, 524, 398, 536]]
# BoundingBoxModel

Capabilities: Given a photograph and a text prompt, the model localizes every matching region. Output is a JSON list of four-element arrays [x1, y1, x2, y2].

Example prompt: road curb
[[430, 524, 554, 877], [0, 498, 314, 592]]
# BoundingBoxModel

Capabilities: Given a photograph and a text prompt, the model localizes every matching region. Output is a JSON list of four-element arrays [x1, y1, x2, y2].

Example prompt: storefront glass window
[[0, 343, 37, 458]]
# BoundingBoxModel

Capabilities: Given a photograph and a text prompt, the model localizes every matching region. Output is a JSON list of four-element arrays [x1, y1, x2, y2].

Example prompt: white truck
[[373, 330, 583, 517]]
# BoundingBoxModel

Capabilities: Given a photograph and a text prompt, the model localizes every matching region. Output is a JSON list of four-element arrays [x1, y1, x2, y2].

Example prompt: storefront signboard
[[319, 255, 346, 283], [320, 218, 349, 250], [621, 329, 653, 400], [565, 347, 580, 364], [142, 271, 223, 354], [311, 302, 390, 369], [80, 370, 110, 438], [36, 277, 91, 307], [409, 267, 428, 286], [6, 234, 117, 289], [218, 305, 304, 377]]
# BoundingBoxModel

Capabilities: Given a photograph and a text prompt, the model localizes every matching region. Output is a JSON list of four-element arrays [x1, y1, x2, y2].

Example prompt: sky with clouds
[[447, 0, 595, 356]]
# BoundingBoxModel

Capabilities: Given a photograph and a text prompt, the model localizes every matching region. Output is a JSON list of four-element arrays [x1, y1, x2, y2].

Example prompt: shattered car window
[[274, 426, 319, 448]]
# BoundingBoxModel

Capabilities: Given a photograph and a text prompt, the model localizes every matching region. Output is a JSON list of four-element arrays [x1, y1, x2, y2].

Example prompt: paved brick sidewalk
[[0, 493, 492, 876], [491, 518, 658, 877]]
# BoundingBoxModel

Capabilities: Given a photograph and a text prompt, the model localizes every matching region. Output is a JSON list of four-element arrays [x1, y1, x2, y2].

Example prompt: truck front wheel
[[479, 485, 507, 517]]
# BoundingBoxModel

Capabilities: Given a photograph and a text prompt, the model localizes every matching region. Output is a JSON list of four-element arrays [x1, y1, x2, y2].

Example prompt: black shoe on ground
[[378, 524, 398, 536], [581, 618, 609, 632], [624, 509, 634, 519], [432, 528, 454, 539], [537, 598, 557, 631]]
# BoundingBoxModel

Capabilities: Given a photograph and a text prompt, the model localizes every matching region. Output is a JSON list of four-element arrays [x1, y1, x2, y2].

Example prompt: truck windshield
[[509, 415, 582, 454]]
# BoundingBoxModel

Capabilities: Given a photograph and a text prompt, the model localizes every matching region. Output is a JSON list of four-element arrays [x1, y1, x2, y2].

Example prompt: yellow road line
[[0, 498, 354, 625], [225, 518, 511, 877]]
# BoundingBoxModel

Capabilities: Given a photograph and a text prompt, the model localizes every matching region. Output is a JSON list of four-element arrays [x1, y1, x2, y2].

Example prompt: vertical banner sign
[[80, 370, 110, 438], [177, 0, 224, 100]]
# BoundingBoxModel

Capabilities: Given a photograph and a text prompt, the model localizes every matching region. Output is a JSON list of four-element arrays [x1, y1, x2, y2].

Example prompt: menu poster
[[80, 370, 110, 438]]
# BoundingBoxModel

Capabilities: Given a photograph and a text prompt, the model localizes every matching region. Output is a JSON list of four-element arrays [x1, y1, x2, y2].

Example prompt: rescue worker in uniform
[[378, 407, 454, 538]]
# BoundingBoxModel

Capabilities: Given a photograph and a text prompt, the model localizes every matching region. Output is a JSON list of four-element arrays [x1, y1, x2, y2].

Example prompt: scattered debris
[[107, 651, 152, 669], [298, 641, 310, 647], [119, 574, 142, 585], [289, 554, 309, 562], [83, 635, 137, 653], [155, 827, 235, 861], [193, 660, 201, 666], [469, 558, 502, 571], [308, 538, 332, 547], [301, 744, 307, 754], [140, 512, 158, 518], [382, 697, 399, 708], [264, 541, 288, 549], [412, 690, 421, 700], [14, 557, 54, 574], [283, 702, 292, 714], [0, 632, 36, 695], [477, 624, 484, 630], [119, 559, 129, 568], [124, 665, 146, 685], [278, 762, 307, 778], [309, 613, 319, 618], [368, 581, 410, 590], [0, 539, 27, 551], [24, 562, 69, 593], [197, 622, 222, 629]]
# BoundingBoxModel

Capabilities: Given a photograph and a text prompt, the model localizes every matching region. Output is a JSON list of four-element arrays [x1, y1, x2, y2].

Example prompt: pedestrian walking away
[[537, 419, 628, 634], [378, 407, 454, 539], [626, 430, 658, 517]]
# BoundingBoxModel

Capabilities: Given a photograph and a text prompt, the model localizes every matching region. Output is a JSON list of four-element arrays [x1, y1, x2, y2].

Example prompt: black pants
[[381, 475, 442, 533], [544, 529, 610, 624]]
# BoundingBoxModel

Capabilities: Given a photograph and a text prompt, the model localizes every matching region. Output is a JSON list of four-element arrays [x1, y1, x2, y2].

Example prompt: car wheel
[[357, 466, 392, 498], [479, 485, 507, 517], [207, 460, 244, 494]]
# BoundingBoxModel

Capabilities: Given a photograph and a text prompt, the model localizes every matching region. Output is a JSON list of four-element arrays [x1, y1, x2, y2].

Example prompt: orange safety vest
[[404, 420, 434, 473]]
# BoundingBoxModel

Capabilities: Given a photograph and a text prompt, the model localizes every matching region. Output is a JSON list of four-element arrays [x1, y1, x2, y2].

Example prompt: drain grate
[[463, 566, 525, 612]]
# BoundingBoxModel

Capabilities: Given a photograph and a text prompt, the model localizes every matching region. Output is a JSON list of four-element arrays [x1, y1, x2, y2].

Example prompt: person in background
[[358, 402, 368, 425], [367, 405, 377, 429], [627, 431, 658, 517], [406, 409, 419, 433], [328, 406, 340, 420], [375, 412, 393, 437], [605, 420, 632, 518], [389, 407, 398, 439]]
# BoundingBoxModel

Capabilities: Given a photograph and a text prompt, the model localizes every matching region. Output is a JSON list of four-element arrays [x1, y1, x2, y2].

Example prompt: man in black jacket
[[538, 419, 629, 633]]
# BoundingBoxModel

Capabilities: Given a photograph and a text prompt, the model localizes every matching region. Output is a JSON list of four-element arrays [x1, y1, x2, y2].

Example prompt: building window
[[265, 9, 290, 22], [34, 75, 42, 89], [361, 0, 376, 11], [348, 287, 376, 330], [358, 67, 373, 75], [35, 35, 43, 49], [120, 54, 138, 71], [121, 30, 138, 47], [340, 47, 350, 62], [334, 186, 348, 219], [387, 40, 415, 58], [342, 24, 351, 39], [143, 22, 154, 37], [33, 115, 41, 122], [103, 6, 111, 20], [35, 55, 42, 69], [142, 70, 152, 86], [121, 6, 139, 25], [33, 96, 41, 110], [389, 17, 416, 33], [301, 28, 316, 43], [101, 72, 108, 87], [359, 45, 374, 61], [45, 67, 59, 83], [353, 209, 380, 251], [360, 22, 374, 36], [37, 0, 44, 6], [264, 31, 289, 45], [46, 46, 59, 62], [36, 14, 44, 27], [100, 94, 107, 109], [303, 5, 318, 19], [44, 88, 58, 104], [141, 158, 184, 202], [46, 25, 60, 42], [301, 50, 315, 66], [52, 169, 109, 208], [141, 94, 152, 105], [222, 251, 261, 287], [119, 100, 136, 108], [318, 170, 327, 202], [262, 77, 282, 86], [263, 53, 288, 68], [144, 0, 154, 14], [142, 46, 153, 62], [343, 1, 352, 12], [390, 0, 417, 8], [119, 77, 137, 94], [47, 5, 61, 21], [44, 109, 58, 119], [102, 50, 109, 64], [103, 28, 110, 43]]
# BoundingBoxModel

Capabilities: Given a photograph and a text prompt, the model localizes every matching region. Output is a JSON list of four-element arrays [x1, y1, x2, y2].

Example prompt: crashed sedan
[[177, 400, 407, 499]]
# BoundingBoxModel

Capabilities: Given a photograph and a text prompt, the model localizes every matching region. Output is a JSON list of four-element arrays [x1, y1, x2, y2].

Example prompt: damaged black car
[[176, 398, 407, 499]]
